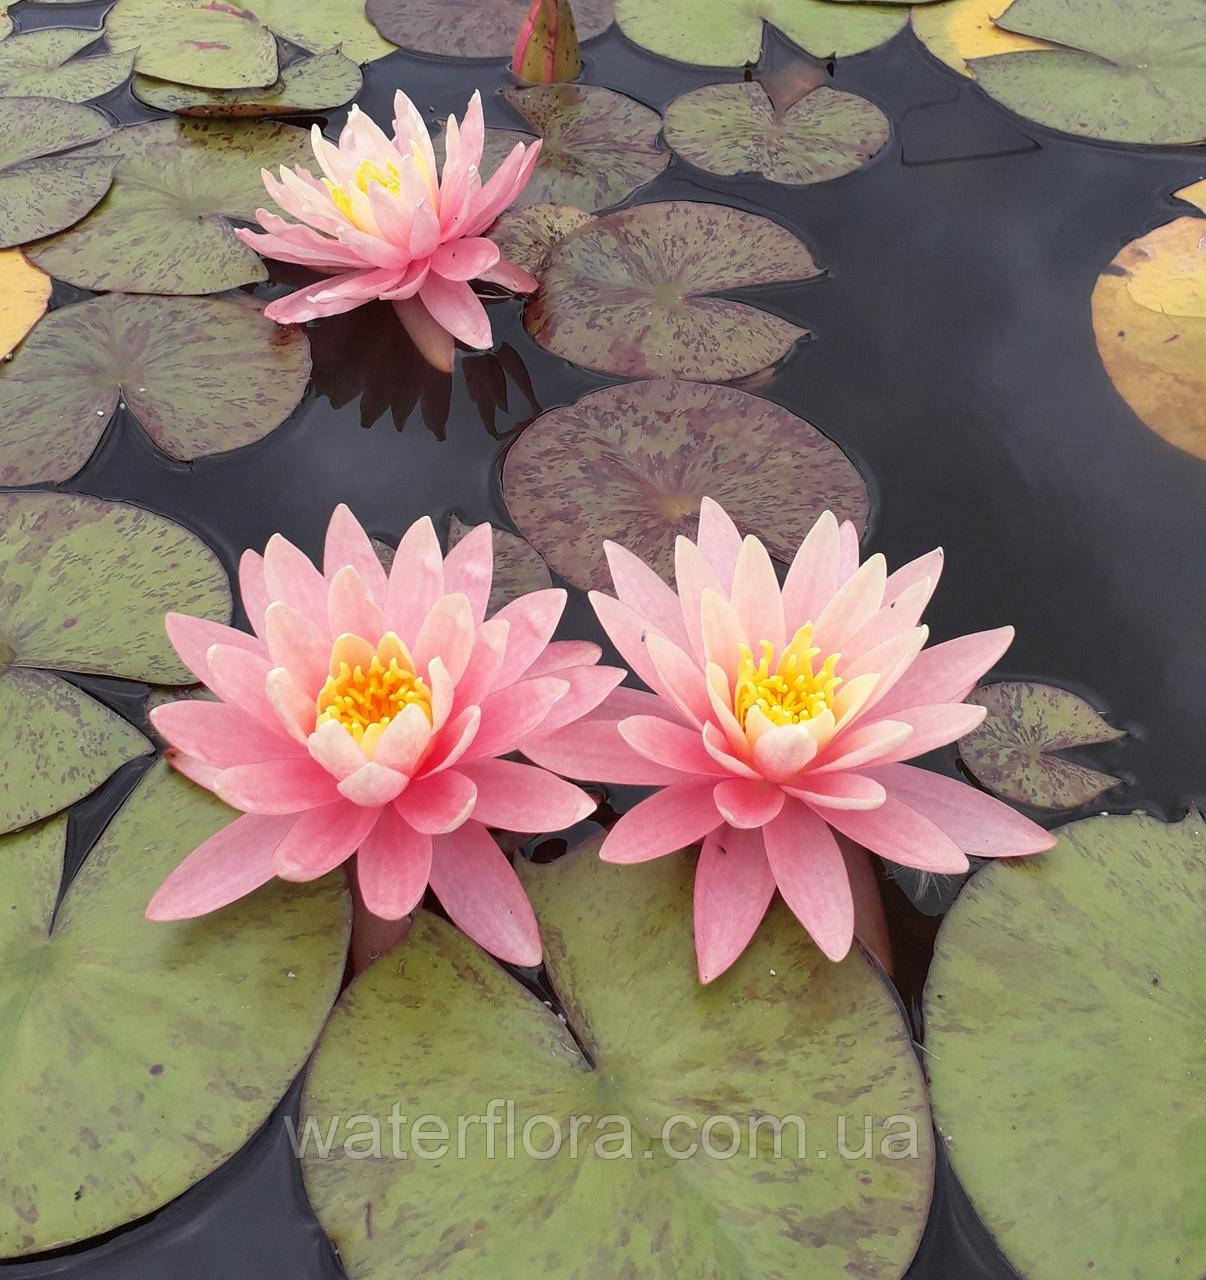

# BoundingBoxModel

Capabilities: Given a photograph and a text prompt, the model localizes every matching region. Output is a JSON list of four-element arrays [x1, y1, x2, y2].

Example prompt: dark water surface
[[4, 5, 1203, 1278]]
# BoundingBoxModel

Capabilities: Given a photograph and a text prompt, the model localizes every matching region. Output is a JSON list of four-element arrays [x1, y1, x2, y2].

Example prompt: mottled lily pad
[[0, 293, 311, 485], [302, 838, 933, 1279], [614, 0, 907, 67], [28, 118, 312, 294], [0, 249, 49, 358], [481, 84, 667, 212], [959, 682, 1123, 811], [526, 200, 821, 380], [0, 27, 134, 102], [925, 809, 1205, 1280], [1092, 200, 1206, 462], [969, 0, 1206, 145], [911, 0, 1053, 77], [0, 761, 350, 1256], [365, 0, 612, 58], [448, 515, 551, 614], [503, 379, 868, 588], [489, 202, 594, 275], [133, 49, 361, 116], [665, 78, 890, 185], [0, 491, 230, 832], [0, 97, 114, 249]]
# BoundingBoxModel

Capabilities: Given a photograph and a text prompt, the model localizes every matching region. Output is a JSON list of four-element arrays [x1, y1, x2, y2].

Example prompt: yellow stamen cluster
[[315, 650, 432, 754], [323, 159, 401, 224], [733, 624, 842, 728]]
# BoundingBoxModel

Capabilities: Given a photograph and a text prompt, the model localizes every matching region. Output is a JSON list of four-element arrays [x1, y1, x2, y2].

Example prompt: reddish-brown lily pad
[[0, 293, 312, 485], [526, 200, 821, 380], [489, 202, 595, 275], [366, 0, 613, 58], [959, 681, 1125, 810], [503, 379, 868, 588]]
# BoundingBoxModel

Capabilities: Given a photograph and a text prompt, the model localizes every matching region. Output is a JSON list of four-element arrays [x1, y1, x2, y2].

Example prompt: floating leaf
[[959, 682, 1124, 810], [0, 96, 114, 248], [925, 809, 1205, 1280], [0, 249, 49, 358], [133, 48, 362, 116], [614, 0, 907, 67], [910, 0, 1053, 76], [526, 200, 821, 380], [28, 118, 312, 294], [0, 761, 350, 1256], [365, 0, 612, 58], [0, 294, 311, 485], [665, 79, 890, 185], [448, 515, 551, 613], [1092, 210, 1206, 462], [969, 0, 1206, 145], [0, 27, 134, 102], [481, 84, 667, 212], [302, 839, 933, 1280], [0, 8, 9, 40], [503, 379, 867, 588], [489, 202, 594, 275]]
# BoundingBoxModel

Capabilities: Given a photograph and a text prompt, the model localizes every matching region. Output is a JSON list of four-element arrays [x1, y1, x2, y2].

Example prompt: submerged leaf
[[0, 27, 134, 102], [503, 379, 868, 588], [0, 249, 49, 359], [365, 0, 612, 58]]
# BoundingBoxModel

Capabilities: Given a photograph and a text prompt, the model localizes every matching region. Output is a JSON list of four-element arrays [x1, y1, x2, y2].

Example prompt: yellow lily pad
[[0, 249, 49, 359], [911, 0, 1053, 76]]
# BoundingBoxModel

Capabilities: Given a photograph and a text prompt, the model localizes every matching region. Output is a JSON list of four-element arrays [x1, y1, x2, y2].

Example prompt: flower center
[[315, 633, 432, 753], [733, 624, 842, 728], [323, 159, 402, 224]]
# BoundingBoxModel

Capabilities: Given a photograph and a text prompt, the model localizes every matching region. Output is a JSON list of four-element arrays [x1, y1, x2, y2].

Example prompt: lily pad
[[968, 0, 1206, 145], [448, 514, 551, 614], [0, 27, 134, 102], [503, 379, 868, 588], [489, 202, 594, 275], [481, 84, 668, 212], [365, 0, 612, 58], [28, 118, 312, 294], [925, 809, 1206, 1280], [959, 682, 1123, 811], [0, 9, 9, 41], [0, 491, 229, 832], [133, 48, 362, 116], [0, 293, 312, 485], [664, 79, 890, 185], [911, 0, 1054, 77], [302, 838, 933, 1279], [0, 97, 114, 249], [0, 761, 351, 1256], [614, 0, 907, 68], [1092, 200, 1206, 462], [0, 249, 49, 359], [526, 200, 821, 380]]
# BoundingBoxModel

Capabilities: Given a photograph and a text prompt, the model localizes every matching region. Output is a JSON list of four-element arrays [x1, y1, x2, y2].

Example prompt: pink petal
[[430, 237, 500, 282], [165, 750, 222, 791], [837, 520, 861, 580], [884, 547, 943, 603], [395, 768, 477, 833], [356, 807, 433, 919], [695, 497, 742, 591], [266, 666, 316, 742], [468, 676, 569, 759], [273, 800, 380, 880], [529, 664, 624, 735], [476, 255, 538, 292], [599, 781, 723, 864], [327, 566, 385, 643], [702, 721, 761, 778], [307, 719, 367, 780], [372, 701, 434, 776], [693, 826, 775, 983], [604, 540, 690, 651], [674, 534, 724, 662], [337, 762, 408, 807], [618, 715, 726, 776], [699, 589, 747, 688], [239, 550, 271, 638], [786, 772, 886, 811], [264, 601, 330, 697], [205, 645, 282, 735], [809, 720, 914, 774], [386, 515, 444, 644], [812, 553, 886, 656], [412, 592, 475, 685], [442, 521, 493, 624], [863, 702, 987, 765], [819, 796, 970, 872], [526, 640, 603, 676], [762, 800, 854, 961], [645, 631, 712, 727], [214, 757, 340, 814], [492, 588, 566, 687], [781, 510, 840, 632], [842, 578, 934, 664], [393, 296, 456, 373], [419, 275, 492, 350], [730, 536, 784, 654], [150, 700, 305, 768], [425, 701, 481, 775], [872, 627, 1014, 718], [458, 758, 595, 832], [263, 534, 329, 632], [164, 612, 262, 685], [452, 617, 510, 709], [462, 141, 536, 237], [520, 718, 690, 786], [589, 591, 672, 701], [750, 724, 818, 782], [713, 777, 785, 829], [838, 626, 929, 721], [146, 812, 296, 921], [428, 822, 541, 965]]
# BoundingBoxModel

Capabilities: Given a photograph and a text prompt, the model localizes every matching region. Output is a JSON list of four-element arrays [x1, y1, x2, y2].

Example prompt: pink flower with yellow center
[[524, 500, 1056, 982], [235, 91, 541, 372], [147, 506, 619, 966]]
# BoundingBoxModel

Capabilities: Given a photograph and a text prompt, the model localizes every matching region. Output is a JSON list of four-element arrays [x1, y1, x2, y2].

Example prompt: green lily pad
[[614, 0, 907, 68], [302, 837, 933, 1279], [0, 97, 114, 249], [133, 48, 361, 116], [0, 761, 350, 1256], [959, 681, 1124, 811], [664, 79, 890, 185], [925, 809, 1206, 1280], [28, 118, 312, 294], [481, 84, 668, 213], [0, 27, 134, 102], [0, 293, 312, 484], [448, 515, 551, 614], [365, 0, 612, 58], [526, 200, 821, 380], [489, 202, 594, 275], [969, 0, 1206, 145], [0, 9, 9, 41], [503, 379, 868, 588]]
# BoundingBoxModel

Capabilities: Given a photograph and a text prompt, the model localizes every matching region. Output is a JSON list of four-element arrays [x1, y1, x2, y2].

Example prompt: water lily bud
[[512, 0, 582, 83]]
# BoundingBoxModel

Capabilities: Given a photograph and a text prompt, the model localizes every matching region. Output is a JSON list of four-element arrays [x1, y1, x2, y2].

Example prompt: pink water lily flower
[[147, 506, 618, 967], [524, 500, 1056, 983], [235, 91, 542, 373]]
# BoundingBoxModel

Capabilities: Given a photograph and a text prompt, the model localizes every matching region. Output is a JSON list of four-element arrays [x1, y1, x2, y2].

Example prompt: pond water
[[2, 5, 1202, 1279]]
